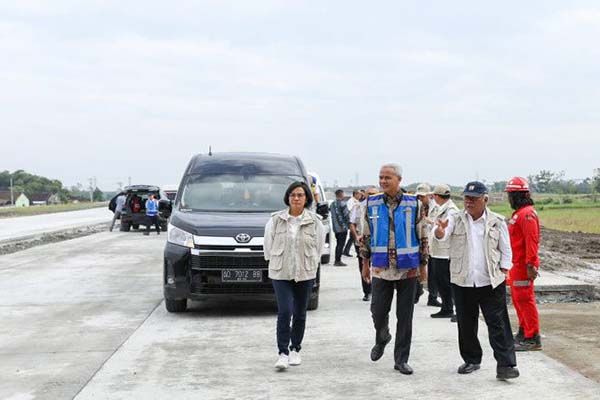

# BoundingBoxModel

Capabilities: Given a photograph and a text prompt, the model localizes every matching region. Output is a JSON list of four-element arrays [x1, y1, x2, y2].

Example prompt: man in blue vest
[[144, 194, 161, 236], [360, 163, 428, 375]]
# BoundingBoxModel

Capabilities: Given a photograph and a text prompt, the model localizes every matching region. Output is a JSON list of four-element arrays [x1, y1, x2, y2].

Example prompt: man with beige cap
[[429, 184, 460, 320], [415, 183, 441, 306]]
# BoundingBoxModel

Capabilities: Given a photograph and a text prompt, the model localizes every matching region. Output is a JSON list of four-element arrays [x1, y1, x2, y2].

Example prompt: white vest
[[267, 210, 321, 282], [430, 200, 459, 259], [448, 209, 506, 288]]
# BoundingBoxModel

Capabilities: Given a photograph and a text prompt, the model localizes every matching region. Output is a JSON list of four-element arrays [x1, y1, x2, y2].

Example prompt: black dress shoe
[[496, 366, 520, 380], [450, 315, 457, 323], [362, 294, 370, 302], [427, 299, 443, 307], [343, 252, 352, 257], [333, 261, 347, 267], [370, 333, 392, 361], [430, 311, 454, 318], [394, 363, 414, 375], [457, 363, 480, 374]]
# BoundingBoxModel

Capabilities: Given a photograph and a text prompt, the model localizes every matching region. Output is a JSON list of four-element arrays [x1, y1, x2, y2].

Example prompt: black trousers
[[145, 215, 161, 233], [452, 282, 516, 368], [427, 258, 438, 301], [334, 231, 348, 262], [343, 235, 354, 255], [355, 245, 371, 296], [371, 277, 417, 365], [432, 258, 453, 313]]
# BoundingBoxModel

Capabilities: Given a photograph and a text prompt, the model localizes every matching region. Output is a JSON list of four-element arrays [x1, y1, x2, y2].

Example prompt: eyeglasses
[[289, 193, 306, 198]]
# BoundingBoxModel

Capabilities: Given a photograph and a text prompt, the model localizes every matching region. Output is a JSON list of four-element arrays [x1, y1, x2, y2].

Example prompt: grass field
[[0, 202, 107, 219], [489, 200, 600, 234]]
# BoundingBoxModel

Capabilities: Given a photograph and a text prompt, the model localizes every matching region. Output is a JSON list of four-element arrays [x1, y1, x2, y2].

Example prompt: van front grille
[[191, 255, 268, 270]]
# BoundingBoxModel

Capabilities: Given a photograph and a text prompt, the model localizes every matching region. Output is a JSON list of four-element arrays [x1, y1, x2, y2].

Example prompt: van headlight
[[167, 223, 194, 248]]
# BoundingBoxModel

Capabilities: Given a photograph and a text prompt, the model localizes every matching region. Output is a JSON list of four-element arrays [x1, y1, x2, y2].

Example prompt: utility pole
[[117, 181, 123, 191], [128, 176, 131, 186], [88, 178, 94, 203], [9, 177, 14, 205]]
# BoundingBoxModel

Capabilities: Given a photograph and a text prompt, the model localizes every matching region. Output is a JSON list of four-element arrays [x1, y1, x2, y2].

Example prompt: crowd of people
[[265, 163, 541, 381]]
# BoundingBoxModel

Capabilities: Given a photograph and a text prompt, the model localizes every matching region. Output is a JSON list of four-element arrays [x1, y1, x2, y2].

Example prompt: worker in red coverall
[[505, 177, 542, 351]]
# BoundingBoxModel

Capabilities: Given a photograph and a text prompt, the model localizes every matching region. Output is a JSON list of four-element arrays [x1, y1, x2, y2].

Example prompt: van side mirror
[[316, 202, 329, 219]]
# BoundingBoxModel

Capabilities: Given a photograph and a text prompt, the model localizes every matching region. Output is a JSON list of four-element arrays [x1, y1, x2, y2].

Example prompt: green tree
[[92, 187, 104, 202]]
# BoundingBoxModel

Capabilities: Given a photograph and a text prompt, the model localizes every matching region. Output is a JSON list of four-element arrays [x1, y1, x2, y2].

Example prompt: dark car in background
[[163, 152, 329, 313], [109, 185, 172, 232]]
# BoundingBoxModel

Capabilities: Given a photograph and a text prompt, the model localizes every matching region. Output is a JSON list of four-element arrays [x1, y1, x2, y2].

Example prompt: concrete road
[[0, 207, 112, 242], [1, 233, 599, 400]]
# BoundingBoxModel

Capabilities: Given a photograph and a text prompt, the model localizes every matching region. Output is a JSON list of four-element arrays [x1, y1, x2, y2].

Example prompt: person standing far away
[[350, 188, 376, 301], [263, 181, 325, 370], [343, 190, 362, 256], [143, 194, 161, 236], [330, 189, 350, 266], [429, 184, 460, 321], [434, 181, 519, 381], [109, 193, 127, 232], [360, 163, 428, 375], [504, 177, 542, 352], [414, 183, 439, 307]]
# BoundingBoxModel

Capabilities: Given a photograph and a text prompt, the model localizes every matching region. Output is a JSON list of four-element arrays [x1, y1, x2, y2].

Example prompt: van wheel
[[120, 223, 131, 232], [307, 292, 319, 311], [165, 298, 187, 313]]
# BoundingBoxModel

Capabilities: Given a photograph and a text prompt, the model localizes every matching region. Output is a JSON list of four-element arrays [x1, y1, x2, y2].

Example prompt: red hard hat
[[505, 176, 530, 192]]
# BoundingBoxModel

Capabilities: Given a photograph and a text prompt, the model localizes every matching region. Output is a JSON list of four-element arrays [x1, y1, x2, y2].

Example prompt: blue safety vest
[[367, 193, 420, 269], [145, 199, 158, 216]]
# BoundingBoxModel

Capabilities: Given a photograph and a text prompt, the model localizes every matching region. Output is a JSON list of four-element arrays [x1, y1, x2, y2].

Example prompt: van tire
[[308, 292, 319, 310], [120, 223, 131, 232], [165, 298, 187, 313]]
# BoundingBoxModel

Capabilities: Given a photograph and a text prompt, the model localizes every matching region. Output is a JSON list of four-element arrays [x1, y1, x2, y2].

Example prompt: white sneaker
[[275, 354, 289, 370], [289, 350, 301, 366]]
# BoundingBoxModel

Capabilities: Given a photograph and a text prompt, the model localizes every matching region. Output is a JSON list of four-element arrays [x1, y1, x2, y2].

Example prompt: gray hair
[[380, 163, 403, 178]]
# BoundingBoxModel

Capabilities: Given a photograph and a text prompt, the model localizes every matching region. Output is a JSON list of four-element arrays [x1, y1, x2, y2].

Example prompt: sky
[[1, 1, 599, 190]]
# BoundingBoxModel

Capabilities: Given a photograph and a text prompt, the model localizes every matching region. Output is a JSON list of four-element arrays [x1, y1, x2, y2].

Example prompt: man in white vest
[[429, 184, 459, 320], [434, 181, 519, 381]]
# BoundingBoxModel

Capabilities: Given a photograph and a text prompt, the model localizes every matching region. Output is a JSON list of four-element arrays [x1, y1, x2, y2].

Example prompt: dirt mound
[[542, 227, 600, 261]]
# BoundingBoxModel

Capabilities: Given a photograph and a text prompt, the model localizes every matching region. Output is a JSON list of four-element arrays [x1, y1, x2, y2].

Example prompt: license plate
[[221, 269, 262, 282]]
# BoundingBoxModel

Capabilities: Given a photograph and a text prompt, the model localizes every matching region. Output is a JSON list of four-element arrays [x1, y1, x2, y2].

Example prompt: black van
[[163, 152, 329, 312]]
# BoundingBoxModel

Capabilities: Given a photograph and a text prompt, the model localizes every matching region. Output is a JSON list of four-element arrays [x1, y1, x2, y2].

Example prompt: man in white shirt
[[343, 190, 362, 256], [350, 188, 377, 301], [429, 184, 459, 319], [434, 181, 519, 381]]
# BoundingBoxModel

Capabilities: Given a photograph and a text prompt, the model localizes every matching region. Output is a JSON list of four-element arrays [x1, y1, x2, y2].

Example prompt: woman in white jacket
[[264, 181, 325, 370]]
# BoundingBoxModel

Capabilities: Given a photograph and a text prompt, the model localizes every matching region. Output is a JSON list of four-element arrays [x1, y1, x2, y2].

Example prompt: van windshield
[[179, 174, 304, 212]]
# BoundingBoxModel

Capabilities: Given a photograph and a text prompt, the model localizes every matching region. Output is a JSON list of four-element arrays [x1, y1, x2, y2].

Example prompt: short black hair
[[284, 181, 314, 208], [436, 194, 451, 200], [335, 189, 344, 196]]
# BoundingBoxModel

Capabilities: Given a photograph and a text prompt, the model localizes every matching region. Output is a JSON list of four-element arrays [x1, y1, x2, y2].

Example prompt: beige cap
[[415, 183, 432, 196], [433, 184, 451, 196]]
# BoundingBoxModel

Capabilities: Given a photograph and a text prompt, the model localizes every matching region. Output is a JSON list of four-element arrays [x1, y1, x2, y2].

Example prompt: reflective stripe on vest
[[367, 193, 420, 269], [512, 280, 531, 287]]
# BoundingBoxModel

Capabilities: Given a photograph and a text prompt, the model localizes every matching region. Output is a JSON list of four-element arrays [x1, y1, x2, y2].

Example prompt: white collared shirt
[[437, 210, 512, 287]]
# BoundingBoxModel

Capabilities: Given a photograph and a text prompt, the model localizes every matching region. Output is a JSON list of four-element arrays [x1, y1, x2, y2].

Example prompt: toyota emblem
[[235, 233, 252, 243]]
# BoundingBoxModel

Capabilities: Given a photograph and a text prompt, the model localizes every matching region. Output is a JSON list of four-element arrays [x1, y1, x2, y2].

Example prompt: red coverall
[[507, 205, 540, 338]]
